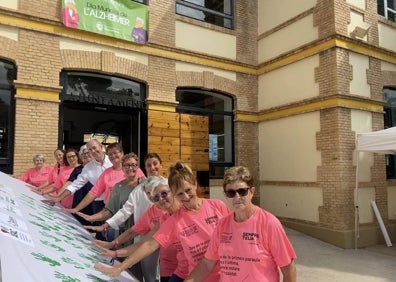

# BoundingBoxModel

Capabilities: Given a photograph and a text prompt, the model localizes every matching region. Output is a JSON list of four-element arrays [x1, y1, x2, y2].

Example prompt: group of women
[[19, 143, 297, 282]]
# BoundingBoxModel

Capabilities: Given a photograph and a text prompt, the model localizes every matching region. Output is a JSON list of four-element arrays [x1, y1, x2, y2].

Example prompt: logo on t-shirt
[[242, 232, 259, 241], [220, 232, 232, 243], [181, 224, 199, 237], [205, 215, 218, 224]]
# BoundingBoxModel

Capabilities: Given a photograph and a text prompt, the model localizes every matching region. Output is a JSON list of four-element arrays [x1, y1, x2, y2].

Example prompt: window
[[176, 88, 234, 178], [0, 60, 16, 174], [378, 0, 396, 22], [176, 0, 234, 29], [383, 87, 396, 178], [133, 0, 147, 4]]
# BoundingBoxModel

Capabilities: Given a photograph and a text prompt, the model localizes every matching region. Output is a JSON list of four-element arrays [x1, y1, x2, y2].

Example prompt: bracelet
[[110, 249, 118, 266]]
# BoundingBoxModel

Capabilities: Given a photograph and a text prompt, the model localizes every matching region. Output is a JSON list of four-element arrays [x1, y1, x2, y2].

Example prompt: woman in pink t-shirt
[[39, 148, 82, 208], [19, 154, 52, 187], [185, 166, 297, 282], [93, 176, 182, 282], [36, 148, 66, 190], [95, 161, 230, 281]]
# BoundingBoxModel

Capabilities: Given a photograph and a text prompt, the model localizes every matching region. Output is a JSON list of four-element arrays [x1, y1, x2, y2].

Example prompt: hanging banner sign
[[62, 0, 148, 44]]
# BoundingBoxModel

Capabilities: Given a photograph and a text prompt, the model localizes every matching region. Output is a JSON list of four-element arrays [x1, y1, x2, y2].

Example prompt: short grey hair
[[79, 144, 87, 156], [143, 176, 168, 194], [33, 154, 45, 163]]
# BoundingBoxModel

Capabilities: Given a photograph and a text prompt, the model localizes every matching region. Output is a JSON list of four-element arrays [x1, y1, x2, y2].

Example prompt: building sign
[[62, 0, 148, 44]]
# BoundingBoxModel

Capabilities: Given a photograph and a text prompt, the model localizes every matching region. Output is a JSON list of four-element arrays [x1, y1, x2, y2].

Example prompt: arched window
[[383, 86, 396, 178], [60, 71, 147, 159], [176, 88, 234, 178], [0, 60, 16, 174]]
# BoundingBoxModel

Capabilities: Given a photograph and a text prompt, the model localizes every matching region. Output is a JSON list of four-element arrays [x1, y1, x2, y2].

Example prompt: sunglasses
[[224, 187, 250, 198], [152, 191, 170, 202]]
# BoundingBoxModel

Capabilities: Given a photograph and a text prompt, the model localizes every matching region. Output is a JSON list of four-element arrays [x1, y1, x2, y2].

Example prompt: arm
[[185, 257, 216, 282], [77, 208, 112, 223], [49, 189, 72, 203], [280, 260, 296, 282], [66, 192, 96, 213], [94, 238, 160, 277]]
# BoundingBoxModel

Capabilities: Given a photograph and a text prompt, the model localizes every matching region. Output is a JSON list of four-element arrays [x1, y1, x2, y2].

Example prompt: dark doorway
[[59, 71, 147, 163], [61, 101, 142, 155]]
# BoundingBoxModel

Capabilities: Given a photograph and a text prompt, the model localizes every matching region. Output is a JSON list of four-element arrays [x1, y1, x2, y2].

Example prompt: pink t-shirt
[[53, 166, 76, 209], [205, 208, 296, 282], [19, 165, 52, 187], [153, 199, 229, 280], [88, 168, 125, 203], [136, 168, 146, 179], [132, 205, 180, 277], [48, 163, 66, 184]]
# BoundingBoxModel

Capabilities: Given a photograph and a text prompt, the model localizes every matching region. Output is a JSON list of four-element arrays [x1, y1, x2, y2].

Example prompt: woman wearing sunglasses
[[93, 176, 183, 282], [185, 166, 297, 282], [95, 161, 230, 281]]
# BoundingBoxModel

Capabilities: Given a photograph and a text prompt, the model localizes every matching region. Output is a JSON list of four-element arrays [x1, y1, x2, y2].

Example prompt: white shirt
[[66, 154, 112, 202], [106, 183, 152, 241]]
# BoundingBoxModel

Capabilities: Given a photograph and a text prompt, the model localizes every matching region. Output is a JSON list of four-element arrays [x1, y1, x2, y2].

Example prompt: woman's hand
[[94, 244, 116, 257], [92, 239, 114, 249], [64, 208, 78, 214], [94, 263, 122, 277], [83, 225, 105, 232], [76, 212, 95, 222]]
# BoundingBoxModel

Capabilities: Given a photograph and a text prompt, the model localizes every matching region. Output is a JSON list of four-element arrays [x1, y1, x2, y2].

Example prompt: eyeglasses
[[108, 151, 121, 157], [224, 187, 251, 198], [123, 163, 138, 169], [152, 191, 170, 202], [66, 155, 77, 159]]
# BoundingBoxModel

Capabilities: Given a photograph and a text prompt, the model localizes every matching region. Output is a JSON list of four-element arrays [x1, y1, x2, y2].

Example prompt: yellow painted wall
[[346, 0, 366, 10], [349, 52, 370, 97], [0, 24, 18, 41], [257, 0, 316, 34], [59, 38, 149, 65], [259, 112, 321, 181], [351, 109, 373, 182], [175, 21, 236, 60], [258, 55, 319, 109], [175, 61, 236, 81], [258, 14, 318, 63], [260, 186, 323, 222], [379, 22, 396, 52]]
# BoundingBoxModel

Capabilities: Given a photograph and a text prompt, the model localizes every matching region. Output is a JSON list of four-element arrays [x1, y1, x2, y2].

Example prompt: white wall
[[261, 185, 323, 222], [349, 52, 370, 97], [258, 55, 319, 109], [379, 22, 396, 52], [258, 14, 318, 63], [175, 21, 236, 60], [259, 112, 321, 182], [0, 24, 18, 41], [258, 0, 317, 34]]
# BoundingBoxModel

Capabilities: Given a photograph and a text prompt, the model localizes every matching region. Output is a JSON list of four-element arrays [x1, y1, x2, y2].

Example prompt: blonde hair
[[168, 161, 196, 193], [223, 166, 254, 190]]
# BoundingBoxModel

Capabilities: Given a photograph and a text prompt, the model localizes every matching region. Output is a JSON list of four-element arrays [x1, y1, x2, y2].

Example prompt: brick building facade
[[0, 0, 395, 248]]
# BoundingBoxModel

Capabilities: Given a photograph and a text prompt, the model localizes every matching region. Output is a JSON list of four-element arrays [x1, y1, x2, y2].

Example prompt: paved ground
[[286, 228, 396, 281]]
